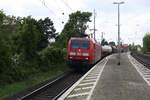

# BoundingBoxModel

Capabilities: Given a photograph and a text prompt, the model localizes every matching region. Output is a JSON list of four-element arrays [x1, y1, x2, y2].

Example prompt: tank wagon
[[102, 45, 112, 57]]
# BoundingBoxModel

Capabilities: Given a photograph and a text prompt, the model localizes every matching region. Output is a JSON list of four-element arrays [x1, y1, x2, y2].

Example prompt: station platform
[[58, 53, 150, 100]]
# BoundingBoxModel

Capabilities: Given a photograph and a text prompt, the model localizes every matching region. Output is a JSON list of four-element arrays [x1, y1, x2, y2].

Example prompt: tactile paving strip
[[128, 54, 150, 86], [58, 57, 109, 100]]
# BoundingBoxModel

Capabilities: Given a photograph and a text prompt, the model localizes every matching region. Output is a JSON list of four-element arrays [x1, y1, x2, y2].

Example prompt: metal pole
[[101, 32, 104, 41], [113, 1, 124, 65], [118, 4, 121, 65]]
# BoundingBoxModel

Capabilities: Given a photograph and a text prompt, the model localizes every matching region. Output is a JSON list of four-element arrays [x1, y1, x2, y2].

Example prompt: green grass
[[0, 63, 68, 100]]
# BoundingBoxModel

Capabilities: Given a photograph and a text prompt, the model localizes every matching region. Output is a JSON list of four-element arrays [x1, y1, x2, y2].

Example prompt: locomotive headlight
[[69, 57, 73, 59], [85, 57, 88, 60], [82, 53, 89, 56], [69, 52, 76, 56]]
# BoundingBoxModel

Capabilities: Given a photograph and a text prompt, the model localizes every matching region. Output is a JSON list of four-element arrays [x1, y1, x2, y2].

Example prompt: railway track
[[129, 52, 150, 86], [21, 72, 84, 100], [5, 71, 84, 100], [131, 52, 150, 69], [24, 54, 115, 100]]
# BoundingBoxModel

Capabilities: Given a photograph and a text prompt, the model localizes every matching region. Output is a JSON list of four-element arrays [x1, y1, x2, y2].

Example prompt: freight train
[[66, 36, 119, 71]]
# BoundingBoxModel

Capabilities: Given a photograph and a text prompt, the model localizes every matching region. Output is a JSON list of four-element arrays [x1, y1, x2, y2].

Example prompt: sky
[[0, 0, 150, 45]]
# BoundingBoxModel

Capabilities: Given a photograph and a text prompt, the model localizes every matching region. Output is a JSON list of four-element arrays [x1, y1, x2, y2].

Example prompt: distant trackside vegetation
[[129, 33, 150, 53]]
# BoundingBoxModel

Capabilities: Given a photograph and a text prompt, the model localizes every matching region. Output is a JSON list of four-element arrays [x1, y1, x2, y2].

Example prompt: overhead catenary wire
[[40, 0, 73, 14], [39, 0, 56, 16], [37, 0, 76, 32], [38, 0, 66, 26], [60, 0, 74, 11], [38, 0, 75, 19]]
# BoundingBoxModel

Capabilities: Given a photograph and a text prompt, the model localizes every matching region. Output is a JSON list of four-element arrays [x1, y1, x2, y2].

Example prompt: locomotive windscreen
[[71, 40, 89, 49]]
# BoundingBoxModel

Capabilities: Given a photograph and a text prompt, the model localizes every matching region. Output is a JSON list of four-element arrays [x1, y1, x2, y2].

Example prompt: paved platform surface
[[59, 53, 150, 100], [91, 53, 150, 100]]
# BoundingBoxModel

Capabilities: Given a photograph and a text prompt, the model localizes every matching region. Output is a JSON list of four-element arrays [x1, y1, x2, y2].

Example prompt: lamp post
[[113, 1, 124, 65]]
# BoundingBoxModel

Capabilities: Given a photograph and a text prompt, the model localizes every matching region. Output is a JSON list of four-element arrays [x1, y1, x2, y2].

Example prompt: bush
[[39, 47, 66, 71]]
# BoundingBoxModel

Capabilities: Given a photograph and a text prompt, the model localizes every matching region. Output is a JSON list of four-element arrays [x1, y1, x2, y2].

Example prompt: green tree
[[16, 16, 40, 62], [129, 43, 140, 52], [0, 10, 15, 83], [101, 39, 108, 46], [37, 17, 57, 51], [143, 33, 150, 52], [0, 10, 5, 24], [109, 41, 116, 46], [56, 11, 92, 48]]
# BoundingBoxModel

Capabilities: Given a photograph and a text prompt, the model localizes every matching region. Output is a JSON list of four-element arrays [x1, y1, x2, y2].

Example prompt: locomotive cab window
[[80, 40, 89, 49], [70, 40, 80, 48], [71, 40, 89, 49]]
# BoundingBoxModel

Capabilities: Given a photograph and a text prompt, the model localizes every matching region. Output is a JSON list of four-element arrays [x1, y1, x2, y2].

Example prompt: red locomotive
[[67, 36, 102, 71]]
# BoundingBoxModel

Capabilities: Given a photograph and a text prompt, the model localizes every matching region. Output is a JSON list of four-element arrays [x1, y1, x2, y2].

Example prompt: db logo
[[77, 52, 81, 55]]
